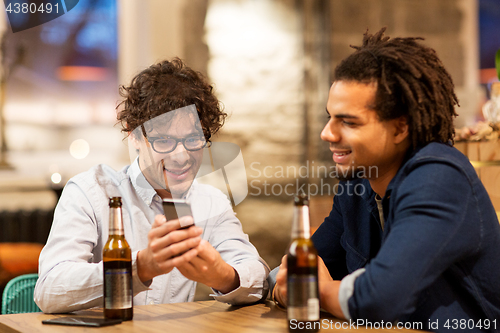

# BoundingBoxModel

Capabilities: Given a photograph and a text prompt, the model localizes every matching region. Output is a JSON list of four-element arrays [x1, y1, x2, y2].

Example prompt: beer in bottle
[[103, 197, 133, 320], [287, 194, 319, 332]]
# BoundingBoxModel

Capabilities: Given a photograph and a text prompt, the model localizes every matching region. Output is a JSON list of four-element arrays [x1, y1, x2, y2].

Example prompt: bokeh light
[[69, 139, 90, 159]]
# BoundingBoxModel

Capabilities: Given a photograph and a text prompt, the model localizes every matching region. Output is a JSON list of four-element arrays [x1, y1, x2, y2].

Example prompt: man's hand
[[274, 255, 345, 319], [176, 240, 240, 294], [137, 215, 203, 282], [317, 256, 344, 319], [274, 255, 288, 307]]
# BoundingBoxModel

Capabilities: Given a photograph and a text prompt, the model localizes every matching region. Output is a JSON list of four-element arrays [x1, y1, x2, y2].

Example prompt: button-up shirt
[[35, 159, 269, 313]]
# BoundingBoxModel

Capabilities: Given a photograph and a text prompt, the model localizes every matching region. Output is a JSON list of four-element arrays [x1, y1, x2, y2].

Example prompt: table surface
[[0, 300, 425, 332]]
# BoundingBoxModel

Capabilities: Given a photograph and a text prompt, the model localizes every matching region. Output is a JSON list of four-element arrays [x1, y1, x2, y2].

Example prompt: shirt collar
[[182, 179, 197, 202], [359, 179, 377, 212], [385, 145, 422, 196], [127, 158, 157, 206], [353, 147, 421, 212]]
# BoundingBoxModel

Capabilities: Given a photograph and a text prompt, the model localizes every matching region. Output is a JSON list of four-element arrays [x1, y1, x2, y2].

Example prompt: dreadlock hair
[[334, 27, 459, 149]]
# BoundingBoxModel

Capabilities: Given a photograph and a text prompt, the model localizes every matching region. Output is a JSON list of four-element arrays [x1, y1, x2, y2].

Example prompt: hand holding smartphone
[[162, 198, 194, 229]]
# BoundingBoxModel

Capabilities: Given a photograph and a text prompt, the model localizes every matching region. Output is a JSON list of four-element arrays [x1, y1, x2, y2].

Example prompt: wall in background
[[0, 0, 483, 269]]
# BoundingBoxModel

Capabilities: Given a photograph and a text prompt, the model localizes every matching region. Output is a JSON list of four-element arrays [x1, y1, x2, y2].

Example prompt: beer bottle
[[287, 194, 319, 332], [103, 197, 133, 320]]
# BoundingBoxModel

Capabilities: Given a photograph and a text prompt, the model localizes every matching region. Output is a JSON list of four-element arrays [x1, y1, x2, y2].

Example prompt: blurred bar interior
[[0, 0, 499, 296]]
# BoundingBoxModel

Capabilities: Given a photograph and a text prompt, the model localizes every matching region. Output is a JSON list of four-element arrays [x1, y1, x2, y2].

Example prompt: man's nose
[[320, 121, 340, 143], [168, 142, 190, 164]]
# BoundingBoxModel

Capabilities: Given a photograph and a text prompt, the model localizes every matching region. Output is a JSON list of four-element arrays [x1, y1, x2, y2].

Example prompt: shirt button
[[149, 301, 155, 305]]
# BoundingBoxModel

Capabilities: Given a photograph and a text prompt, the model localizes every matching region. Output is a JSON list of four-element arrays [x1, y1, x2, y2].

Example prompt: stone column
[[300, 0, 331, 181], [117, 0, 153, 86], [205, 0, 306, 267], [117, 0, 208, 86], [326, 0, 479, 137]]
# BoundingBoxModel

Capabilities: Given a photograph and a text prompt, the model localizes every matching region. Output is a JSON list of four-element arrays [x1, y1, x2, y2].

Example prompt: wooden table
[[0, 301, 425, 332]]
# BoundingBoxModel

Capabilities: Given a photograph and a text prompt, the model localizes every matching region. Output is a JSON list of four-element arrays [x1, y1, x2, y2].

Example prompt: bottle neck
[[291, 204, 310, 239], [109, 206, 124, 236]]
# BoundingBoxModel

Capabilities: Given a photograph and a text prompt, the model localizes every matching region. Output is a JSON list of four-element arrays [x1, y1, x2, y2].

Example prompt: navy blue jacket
[[312, 142, 500, 332]]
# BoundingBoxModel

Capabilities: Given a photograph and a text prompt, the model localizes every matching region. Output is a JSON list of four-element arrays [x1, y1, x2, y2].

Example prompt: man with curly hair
[[35, 59, 269, 313], [271, 28, 500, 332]]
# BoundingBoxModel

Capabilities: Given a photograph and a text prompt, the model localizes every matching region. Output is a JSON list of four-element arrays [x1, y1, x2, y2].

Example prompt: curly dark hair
[[116, 58, 226, 142], [334, 27, 459, 149]]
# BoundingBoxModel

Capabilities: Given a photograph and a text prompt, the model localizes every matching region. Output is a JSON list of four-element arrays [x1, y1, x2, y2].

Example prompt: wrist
[[137, 250, 155, 282], [320, 280, 344, 319], [211, 264, 239, 294], [271, 285, 286, 309]]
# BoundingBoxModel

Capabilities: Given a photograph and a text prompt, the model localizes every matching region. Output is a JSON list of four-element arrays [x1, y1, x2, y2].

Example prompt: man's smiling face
[[321, 80, 407, 182], [133, 108, 205, 198]]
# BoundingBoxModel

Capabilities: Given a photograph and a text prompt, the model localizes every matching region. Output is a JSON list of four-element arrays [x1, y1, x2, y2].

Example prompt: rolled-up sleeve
[[35, 181, 104, 313], [205, 207, 270, 305]]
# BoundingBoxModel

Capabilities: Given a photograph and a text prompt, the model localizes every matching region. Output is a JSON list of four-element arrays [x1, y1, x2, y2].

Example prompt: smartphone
[[162, 198, 194, 229], [42, 317, 122, 327]]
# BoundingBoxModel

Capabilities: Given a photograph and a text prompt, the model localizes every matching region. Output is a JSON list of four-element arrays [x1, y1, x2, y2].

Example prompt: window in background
[[1, 0, 124, 181], [479, 0, 500, 94]]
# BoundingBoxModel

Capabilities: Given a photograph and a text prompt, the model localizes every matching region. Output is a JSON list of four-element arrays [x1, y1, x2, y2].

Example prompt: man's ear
[[393, 116, 409, 144], [130, 132, 142, 150]]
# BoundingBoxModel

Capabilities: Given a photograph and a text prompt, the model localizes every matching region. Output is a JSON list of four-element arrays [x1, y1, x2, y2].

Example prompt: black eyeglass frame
[[145, 134, 208, 154]]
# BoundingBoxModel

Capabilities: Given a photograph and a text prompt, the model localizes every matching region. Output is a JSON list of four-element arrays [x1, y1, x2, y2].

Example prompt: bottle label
[[287, 274, 320, 321], [104, 268, 132, 309]]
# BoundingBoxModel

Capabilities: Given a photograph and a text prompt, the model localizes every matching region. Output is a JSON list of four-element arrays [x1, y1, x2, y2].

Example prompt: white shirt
[[35, 159, 269, 313]]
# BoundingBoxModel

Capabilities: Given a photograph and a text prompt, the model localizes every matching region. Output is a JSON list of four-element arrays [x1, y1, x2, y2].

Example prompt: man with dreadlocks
[[271, 28, 500, 332]]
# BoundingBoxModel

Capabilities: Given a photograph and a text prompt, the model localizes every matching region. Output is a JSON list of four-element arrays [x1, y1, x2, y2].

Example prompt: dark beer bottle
[[103, 197, 133, 320], [287, 194, 319, 332]]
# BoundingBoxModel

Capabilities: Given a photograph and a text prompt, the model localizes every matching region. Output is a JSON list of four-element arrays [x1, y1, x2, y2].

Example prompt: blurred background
[[0, 0, 499, 299]]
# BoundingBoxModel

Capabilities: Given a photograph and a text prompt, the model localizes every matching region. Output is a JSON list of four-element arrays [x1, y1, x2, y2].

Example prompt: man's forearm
[[210, 265, 240, 294], [137, 249, 157, 282], [35, 263, 103, 313], [320, 280, 345, 319]]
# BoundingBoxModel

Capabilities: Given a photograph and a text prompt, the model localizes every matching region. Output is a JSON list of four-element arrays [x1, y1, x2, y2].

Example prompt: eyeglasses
[[146, 134, 208, 154]]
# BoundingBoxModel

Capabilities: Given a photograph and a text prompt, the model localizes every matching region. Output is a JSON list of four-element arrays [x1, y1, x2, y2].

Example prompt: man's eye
[[342, 120, 356, 126]]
